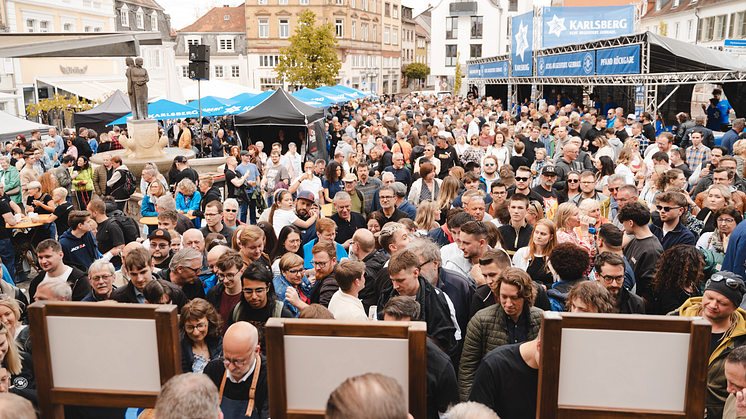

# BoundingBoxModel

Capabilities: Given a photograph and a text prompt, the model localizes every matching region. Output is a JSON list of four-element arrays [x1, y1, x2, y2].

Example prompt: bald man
[[352, 229, 390, 311], [204, 322, 270, 418]]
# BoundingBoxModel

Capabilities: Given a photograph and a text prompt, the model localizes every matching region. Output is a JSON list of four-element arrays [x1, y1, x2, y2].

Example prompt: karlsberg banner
[[468, 61, 509, 79], [596, 45, 641, 75], [511, 11, 534, 77], [542, 6, 634, 48], [537, 51, 595, 77]]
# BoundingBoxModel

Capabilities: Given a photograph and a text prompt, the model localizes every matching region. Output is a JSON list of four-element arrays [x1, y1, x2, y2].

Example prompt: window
[[653, 25, 658, 34], [470, 44, 481, 58], [258, 0, 267, 4], [136, 8, 144, 29], [94, 27, 102, 32], [300, 0, 308, 4], [85, 26, 92, 32], [715, 15, 726, 40], [392, 28, 397, 44], [351, 0, 355, 8], [351, 20, 356, 39], [186, 37, 201, 52], [373, 24, 377, 42], [385, 2, 390, 17], [280, 0, 287, 4], [26, 19, 35, 32], [384, 26, 390, 43], [39, 21, 49, 32], [259, 19, 269, 38], [218, 37, 234, 51], [371, 0, 375, 13], [393, 5, 398, 18], [737, 12, 746, 38], [335, 19, 343, 37], [147, 48, 161, 68], [260, 55, 280, 67], [231, 65, 240, 78], [215, 65, 224, 78], [687, 19, 693, 39], [362, 0, 368, 10], [471, 16, 482, 38], [362, 23, 368, 40], [260, 77, 281, 91], [182, 66, 188, 77], [279, 19, 289, 38], [64, 23, 73, 32], [445, 45, 457, 66], [674, 22, 679, 39], [151, 13, 158, 31], [384, 57, 390, 68], [120, 5, 129, 26], [446, 17, 457, 39], [673, 0, 680, 6], [508, 0, 517, 11], [698, 16, 715, 42]]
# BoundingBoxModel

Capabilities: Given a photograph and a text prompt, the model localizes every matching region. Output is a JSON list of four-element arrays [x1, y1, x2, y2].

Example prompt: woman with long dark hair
[[270, 225, 304, 277], [647, 244, 704, 315], [513, 219, 558, 286], [322, 161, 344, 204], [558, 170, 581, 204], [72, 155, 94, 209], [594, 155, 615, 195], [228, 261, 293, 354]]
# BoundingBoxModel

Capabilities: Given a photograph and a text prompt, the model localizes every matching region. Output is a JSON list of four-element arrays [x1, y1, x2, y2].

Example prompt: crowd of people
[[1, 88, 746, 419]]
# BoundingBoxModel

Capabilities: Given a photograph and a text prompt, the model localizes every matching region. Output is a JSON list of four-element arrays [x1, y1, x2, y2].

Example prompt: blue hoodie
[[59, 229, 102, 268]]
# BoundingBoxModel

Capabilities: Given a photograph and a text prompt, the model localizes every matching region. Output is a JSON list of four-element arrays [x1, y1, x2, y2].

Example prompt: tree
[[659, 21, 668, 37], [404, 62, 429, 87], [275, 9, 341, 89], [26, 93, 99, 127], [453, 53, 463, 95]]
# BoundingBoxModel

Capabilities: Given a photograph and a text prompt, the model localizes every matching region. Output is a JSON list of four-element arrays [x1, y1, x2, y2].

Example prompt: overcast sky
[[164, 0, 551, 32]]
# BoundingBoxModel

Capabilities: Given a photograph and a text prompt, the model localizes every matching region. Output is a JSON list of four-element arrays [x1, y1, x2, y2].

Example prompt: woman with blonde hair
[[614, 148, 636, 185], [436, 176, 460, 224], [414, 200, 442, 233], [513, 219, 558, 286], [640, 165, 668, 207], [175, 178, 201, 226], [0, 297, 24, 341], [141, 180, 167, 218], [576, 198, 606, 234], [235, 225, 271, 271], [525, 201, 544, 228], [554, 202, 593, 255], [38, 171, 58, 196], [454, 134, 468, 157], [697, 184, 734, 234], [623, 138, 644, 173], [0, 321, 33, 396]]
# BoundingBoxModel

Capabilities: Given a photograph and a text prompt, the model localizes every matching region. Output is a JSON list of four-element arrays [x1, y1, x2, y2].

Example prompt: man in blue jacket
[[648, 191, 696, 251], [59, 210, 102, 268]]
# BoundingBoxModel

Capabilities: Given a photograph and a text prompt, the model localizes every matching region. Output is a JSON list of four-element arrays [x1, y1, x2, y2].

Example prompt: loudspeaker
[[189, 44, 210, 62], [189, 62, 209, 80]]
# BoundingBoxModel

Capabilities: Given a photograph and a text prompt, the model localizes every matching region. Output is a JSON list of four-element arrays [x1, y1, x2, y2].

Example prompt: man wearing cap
[[330, 191, 366, 250], [531, 166, 560, 218], [333, 173, 365, 215], [539, 123, 553, 153], [148, 228, 174, 271], [294, 190, 319, 244], [675, 271, 746, 419], [172, 155, 199, 186], [288, 160, 323, 204]]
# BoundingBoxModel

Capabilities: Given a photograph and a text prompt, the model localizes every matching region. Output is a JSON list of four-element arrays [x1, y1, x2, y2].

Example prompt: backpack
[[119, 169, 137, 196], [111, 215, 141, 243]]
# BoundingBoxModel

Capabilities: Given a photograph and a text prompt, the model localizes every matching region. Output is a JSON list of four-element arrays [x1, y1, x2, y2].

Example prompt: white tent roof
[[181, 80, 261, 102], [0, 111, 53, 143], [35, 74, 193, 102]]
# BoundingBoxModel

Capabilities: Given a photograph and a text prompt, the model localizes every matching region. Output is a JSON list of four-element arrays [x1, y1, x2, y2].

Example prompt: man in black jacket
[[595, 252, 644, 314], [29, 239, 91, 302], [206, 250, 244, 327], [111, 246, 187, 309], [194, 175, 222, 219], [377, 249, 458, 359], [199, 201, 235, 244], [157, 247, 206, 301], [351, 229, 389, 312]]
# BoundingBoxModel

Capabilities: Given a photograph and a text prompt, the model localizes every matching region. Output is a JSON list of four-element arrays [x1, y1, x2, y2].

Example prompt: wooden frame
[[265, 318, 427, 419], [536, 312, 711, 419], [29, 302, 181, 419]]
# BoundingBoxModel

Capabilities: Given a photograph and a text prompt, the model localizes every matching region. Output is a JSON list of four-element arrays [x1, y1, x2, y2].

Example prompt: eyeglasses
[[242, 287, 267, 295], [184, 323, 208, 332], [90, 274, 113, 282], [182, 265, 201, 274], [656, 205, 681, 212], [221, 356, 249, 368], [708, 274, 743, 290], [515, 177, 529, 182], [150, 242, 169, 249], [217, 272, 240, 281], [567, 179, 579, 183], [484, 163, 495, 167], [313, 260, 330, 268], [608, 187, 620, 192], [225, 209, 238, 213], [599, 274, 624, 284], [492, 191, 507, 195], [379, 195, 395, 200], [718, 218, 736, 224], [285, 268, 304, 275]]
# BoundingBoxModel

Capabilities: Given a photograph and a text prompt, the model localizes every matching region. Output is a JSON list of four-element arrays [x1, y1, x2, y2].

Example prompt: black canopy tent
[[234, 88, 327, 162], [73, 89, 131, 138]]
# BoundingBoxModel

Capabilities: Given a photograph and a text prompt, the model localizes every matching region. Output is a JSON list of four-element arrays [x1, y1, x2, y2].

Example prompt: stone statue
[[126, 57, 149, 120]]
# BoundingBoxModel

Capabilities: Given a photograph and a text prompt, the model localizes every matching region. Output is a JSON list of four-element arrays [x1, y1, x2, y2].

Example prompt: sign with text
[[542, 6, 634, 48], [511, 11, 534, 77], [468, 64, 482, 78], [482, 61, 509, 78], [596, 45, 641, 75], [634, 85, 646, 120], [725, 39, 746, 55], [537, 51, 595, 77]]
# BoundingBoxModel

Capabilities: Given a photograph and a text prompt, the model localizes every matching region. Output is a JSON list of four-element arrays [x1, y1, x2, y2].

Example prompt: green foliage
[[25, 93, 99, 126], [659, 21, 668, 37], [275, 9, 341, 89], [404, 62, 430, 81], [454, 53, 463, 94]]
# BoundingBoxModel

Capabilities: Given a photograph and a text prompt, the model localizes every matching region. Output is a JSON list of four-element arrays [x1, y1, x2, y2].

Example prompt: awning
[[0, 32, 162, 58], [35, 74, 193, 102]]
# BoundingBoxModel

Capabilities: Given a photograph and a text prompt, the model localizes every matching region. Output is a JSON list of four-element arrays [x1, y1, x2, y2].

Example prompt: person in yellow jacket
[[674, 271, 746, 419]]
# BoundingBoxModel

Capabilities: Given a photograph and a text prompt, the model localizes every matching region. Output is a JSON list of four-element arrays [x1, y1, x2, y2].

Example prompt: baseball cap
[[541, 123, 550, 129], [148, 228, 172, 242], [343, 173, 357, 183], [541, 165, 557, 175], [627, 114, 636, 120], [174, 155, 188, 163], [706, 271, 746, 307], [297, 190, 316, 202]]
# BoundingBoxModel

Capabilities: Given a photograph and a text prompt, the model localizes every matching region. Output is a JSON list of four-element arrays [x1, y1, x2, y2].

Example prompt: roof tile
[[178, 4, 246, 33]]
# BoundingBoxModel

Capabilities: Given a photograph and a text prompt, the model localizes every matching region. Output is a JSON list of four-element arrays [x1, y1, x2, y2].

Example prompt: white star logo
[[514, 22, 529, 60], [225, 106, 241, 114], [546, 14, 566, 37]]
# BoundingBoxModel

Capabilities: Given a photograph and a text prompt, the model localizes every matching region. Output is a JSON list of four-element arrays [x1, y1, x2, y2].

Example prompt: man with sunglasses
[[675, 271, 746, 419], [507, 166, 543, 205], [649, 191, 696, 251], [594, 252, 644, 314], [206, 250, 244, 327]]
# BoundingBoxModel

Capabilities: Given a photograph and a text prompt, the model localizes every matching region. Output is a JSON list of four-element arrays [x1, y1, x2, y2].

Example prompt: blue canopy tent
[[107, 99, 199, 125], [230, 92, 258, 103], [291, 88, 338, 107], [315, 86, 355, 102], [335, 85, 376, 97], [186, 96, 239, 117], [332, 85, 366, 99], [230, 90, 274, 114]]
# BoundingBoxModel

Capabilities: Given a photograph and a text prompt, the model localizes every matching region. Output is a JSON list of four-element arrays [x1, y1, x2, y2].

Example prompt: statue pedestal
[[126, 119, 167, 159]]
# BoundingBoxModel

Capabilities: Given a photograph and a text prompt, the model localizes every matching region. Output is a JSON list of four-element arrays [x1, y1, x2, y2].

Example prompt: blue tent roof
[[335, 84, 376, 97], [186, 96, 239, 117], [230, 90, 275, 113], [333, 85, 367, 99], [315, 86, 355, 101], [108, 99, 199, 125], [291, 88, 337, 107], [230, 92, 258, 103]]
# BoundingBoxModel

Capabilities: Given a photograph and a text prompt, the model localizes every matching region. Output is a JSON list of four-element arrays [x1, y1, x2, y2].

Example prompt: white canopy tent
[[0, 111, 53, 143]]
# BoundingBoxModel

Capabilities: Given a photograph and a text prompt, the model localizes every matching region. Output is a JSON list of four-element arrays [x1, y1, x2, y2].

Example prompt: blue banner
[[634, 85, 645, 120], [537, 51, 595, 77], [511, 11, 533, 77], [542, 6, 634, 48], [482, 61, 509, 78], [596, 45, 640, 75], [468, 65, 482, 78]]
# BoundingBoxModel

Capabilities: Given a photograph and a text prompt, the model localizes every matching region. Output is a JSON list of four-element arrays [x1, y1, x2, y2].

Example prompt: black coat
[[359, 250, 390, 311], [29, 265, 90, 302], [193, 186, 222, 219], [110, 275, 188, 310], [158, 268, 206, 301]]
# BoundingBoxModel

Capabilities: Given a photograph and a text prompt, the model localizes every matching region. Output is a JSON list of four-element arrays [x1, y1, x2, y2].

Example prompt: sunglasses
[[709, 274, 743, 290], [656, 205, 681, 213], [567, 179, 579, 183], [515, 177, 529, 182], [225, 209, 238, 212]]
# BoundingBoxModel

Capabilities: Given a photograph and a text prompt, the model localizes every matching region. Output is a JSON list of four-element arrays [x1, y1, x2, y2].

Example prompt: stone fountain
[[90, 57, 195, 179]]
